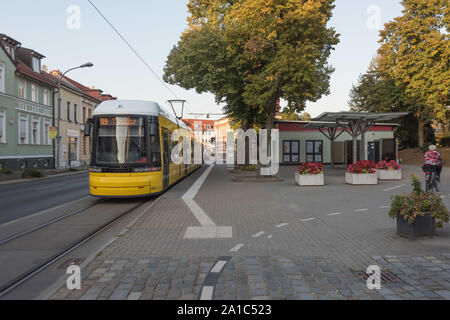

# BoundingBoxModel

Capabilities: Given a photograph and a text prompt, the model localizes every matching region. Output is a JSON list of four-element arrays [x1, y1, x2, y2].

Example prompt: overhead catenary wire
[[87, 0, 194, 115]]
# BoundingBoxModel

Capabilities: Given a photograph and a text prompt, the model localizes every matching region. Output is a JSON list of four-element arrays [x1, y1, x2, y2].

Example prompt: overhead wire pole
[[87, 0, 194, 116]]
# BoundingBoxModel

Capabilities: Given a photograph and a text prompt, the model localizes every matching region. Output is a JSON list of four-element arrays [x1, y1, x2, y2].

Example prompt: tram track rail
[[0, 199, 107, 246], [0, 198, 150, 298]]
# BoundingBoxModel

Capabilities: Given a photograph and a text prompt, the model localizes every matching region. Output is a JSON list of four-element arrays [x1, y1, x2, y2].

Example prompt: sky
[[0, 0, 404, 119]]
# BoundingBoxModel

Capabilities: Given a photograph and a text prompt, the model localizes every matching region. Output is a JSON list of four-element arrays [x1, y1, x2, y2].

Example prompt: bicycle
[[424, 165, 440, 193]]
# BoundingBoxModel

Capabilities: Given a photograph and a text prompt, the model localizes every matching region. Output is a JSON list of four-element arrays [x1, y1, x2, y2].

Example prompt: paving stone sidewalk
[[48, 165, 450, 300]]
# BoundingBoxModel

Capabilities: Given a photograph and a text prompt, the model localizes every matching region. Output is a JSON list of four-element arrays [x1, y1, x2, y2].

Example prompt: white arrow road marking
[[182, 165, 232, 239]]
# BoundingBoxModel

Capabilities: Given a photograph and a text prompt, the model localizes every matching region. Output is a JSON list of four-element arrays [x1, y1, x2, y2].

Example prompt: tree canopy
[[164, 0, 340, 130], [377, 0, 449, 127]]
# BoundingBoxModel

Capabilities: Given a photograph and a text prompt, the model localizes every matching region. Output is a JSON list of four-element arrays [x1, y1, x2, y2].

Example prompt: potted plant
[[295, 162, 324, 186], [378, 160, 402, 180], [345, 160, 378, 185], [389, 175, 449, 239]]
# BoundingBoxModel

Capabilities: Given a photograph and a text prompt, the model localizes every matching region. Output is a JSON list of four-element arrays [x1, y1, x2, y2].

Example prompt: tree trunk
[[418, 116, 425, 147]]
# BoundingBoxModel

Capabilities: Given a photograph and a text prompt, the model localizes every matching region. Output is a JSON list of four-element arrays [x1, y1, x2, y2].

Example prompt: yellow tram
[[85, 100, 200, 198]]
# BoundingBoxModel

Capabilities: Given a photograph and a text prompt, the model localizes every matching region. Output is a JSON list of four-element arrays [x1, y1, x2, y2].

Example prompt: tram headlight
[[89, 167, 103, 173]]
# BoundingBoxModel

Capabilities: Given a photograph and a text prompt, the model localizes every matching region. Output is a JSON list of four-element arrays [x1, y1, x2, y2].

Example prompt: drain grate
[[357, 271, 399, 284]]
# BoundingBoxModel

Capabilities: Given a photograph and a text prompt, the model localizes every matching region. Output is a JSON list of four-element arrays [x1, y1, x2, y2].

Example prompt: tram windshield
[[94, 116, 147, 166]]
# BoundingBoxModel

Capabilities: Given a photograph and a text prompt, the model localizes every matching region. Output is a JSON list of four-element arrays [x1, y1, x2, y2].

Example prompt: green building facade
[[0, 34, 56, 170]]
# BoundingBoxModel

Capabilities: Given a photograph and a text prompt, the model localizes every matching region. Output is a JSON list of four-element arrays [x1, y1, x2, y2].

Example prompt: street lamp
[[56, 63, 93, 170]]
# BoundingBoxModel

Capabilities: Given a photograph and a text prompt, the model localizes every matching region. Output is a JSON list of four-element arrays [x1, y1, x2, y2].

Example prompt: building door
[[368, 141, 380, 162], [68, 137, 77, 165], [283, 140, 300, 164], [306, 140, 323, 163], [381, 139, 395, 161], [161, 128, 170, 189]]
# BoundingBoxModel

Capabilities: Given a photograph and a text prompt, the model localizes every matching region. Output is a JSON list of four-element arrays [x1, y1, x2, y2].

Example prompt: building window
[[32, 118, 40, 145], [68, 137, 77, 161], [43, 88, 49, 106], [67, 102, 71, 122], [18, 79, 26, 99], [0, 62, 5, 93], [74, 104, 78, 123], [19, 114, 28, 144], [0, 109, 5, 143], [306, 140, 323, 163], [283, 140, 300, 163], [32, 57, 40, 73], [44, 120, 51, 145], [31, 84, 38, 102], [82, 104, 87, 124], [4, 45, 11, 55]]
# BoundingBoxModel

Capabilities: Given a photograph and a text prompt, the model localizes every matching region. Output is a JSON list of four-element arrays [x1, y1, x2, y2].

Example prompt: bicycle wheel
[[425, 174, 431, 193], [435, 176, 440, 193]]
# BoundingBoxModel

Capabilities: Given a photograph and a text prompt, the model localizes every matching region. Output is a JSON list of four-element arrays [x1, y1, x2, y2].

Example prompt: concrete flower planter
[[345, 172, 378, 185], [295, 173, 324, 186], [397, 213, 435, 239], [379, 169, 402, 180]]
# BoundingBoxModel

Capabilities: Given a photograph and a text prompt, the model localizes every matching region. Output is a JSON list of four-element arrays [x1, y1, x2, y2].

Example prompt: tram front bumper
[[89, 174, 152, 197]]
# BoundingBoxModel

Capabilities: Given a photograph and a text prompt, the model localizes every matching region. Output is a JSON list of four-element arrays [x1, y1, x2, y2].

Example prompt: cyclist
[[423, 145, 443, 181]]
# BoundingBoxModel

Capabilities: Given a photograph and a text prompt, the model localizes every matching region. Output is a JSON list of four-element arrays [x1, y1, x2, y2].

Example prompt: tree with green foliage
[[280, 107, 300, 121], [164, 0, 340, 132], [377, 0, 449, 146], [349, 63, 435, 148]]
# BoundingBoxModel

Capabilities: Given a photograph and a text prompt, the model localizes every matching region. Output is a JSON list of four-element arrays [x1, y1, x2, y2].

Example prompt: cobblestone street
[[47, 165, 450, 300]]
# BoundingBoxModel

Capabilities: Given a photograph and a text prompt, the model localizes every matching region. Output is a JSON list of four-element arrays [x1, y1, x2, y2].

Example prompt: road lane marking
[[210, 261, 227, 273], [328, 212, 342, 216], [0, 196, 91, 228], [200, 286, 214, 300], [301, 218, 316, 222], [384, 184, 406, 192], [182, 165, 232, 239], [380, 205, 390, 209], [276, 223, 289, 228], [440, 195, 446, 199], [230, 244, 244, 252], [354, 209, 369, 212], [183, 198, 216, 226], [252, 231, 265, 238], [182, 165, 215, 199], [268, 235, 273, 239]]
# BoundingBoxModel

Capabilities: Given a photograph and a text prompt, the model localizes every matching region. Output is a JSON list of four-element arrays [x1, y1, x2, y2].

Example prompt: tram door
[[162, 128, 170, 189]]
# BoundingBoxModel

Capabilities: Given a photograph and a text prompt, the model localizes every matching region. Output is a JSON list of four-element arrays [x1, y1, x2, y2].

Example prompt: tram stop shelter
[[308, 112, 409, 166]]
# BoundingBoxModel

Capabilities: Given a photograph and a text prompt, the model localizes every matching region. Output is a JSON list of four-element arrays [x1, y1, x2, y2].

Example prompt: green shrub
[[0, 168, 12, 174], [22, 169, 44, 178], [389, 175, 449, 228], [243, 165, 257, 171]]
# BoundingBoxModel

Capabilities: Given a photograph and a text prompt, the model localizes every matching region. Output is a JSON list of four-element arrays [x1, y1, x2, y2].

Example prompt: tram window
[[148, 117, 161, 166], [95, 116, 148, 166]]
